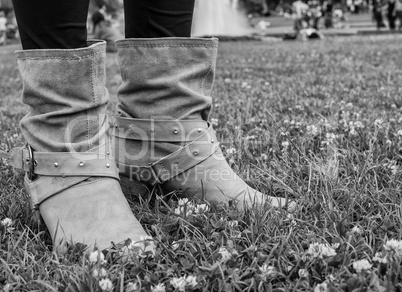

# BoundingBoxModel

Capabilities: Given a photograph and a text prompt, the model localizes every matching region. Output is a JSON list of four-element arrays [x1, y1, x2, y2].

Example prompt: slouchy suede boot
[[2, 41, 149, 251], [113, 38, 291, 210]]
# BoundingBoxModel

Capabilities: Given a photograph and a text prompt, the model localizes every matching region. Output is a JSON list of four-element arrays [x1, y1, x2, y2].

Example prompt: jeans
[[12, 0, 195, 50]]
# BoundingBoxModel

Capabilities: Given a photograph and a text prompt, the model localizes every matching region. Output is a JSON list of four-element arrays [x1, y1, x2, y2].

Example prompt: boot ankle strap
[[4, 145, 119, 180], [113, 117, 209, 142], [117, 124, 220, 184]]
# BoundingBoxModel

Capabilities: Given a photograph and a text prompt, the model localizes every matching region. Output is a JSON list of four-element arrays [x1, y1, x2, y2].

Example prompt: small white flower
[[354, 121, 364, 128], [89, 251, 106, 264], [224, 78, 232, 84], [1, 218, 12, 227], [211, 118, 219, 127], [151, 283, 166, 292], [384, 239, 402, 256], [92, 267, 107, 278], [171, 241, 180, 251], [170, 276, 186, 292], [259, 264, 277, 280], [298, 269, 309, 278], [178, 198, 189, 206], [385, 140, 392, 147], [218, 247, 232, 262], [353, 259, 372, 273], [126, 282, 139, 292], [314, 282, 328, 292], [261, 153, 268, 161], [99, 278, 113, 291], [374, 118, 384, 128], [185, 275, 198, 288], [227, 220, 239, 228], [349, 128, 358, 136], [397, 130, 402, 136], [351, 226, 362, 235], [306, 243, 336, 259], [194, 203, 209, 214], [306, 125, 319, 136], [373, 252, 388, 263], [226, 147, 237, 155], [281, 141, 289, 148], [331, 243, 340, 249]]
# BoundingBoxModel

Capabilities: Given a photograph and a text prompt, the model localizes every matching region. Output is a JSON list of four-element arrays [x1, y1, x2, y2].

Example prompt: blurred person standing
[[91, 2, 122, 51], [0, 10, 7, 45], [395, 0, 402, 28], [387, 0, 396, 29]]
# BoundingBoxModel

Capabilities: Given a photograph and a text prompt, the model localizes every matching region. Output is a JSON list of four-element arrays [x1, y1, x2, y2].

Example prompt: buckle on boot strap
[[1, 145, 120, 180]]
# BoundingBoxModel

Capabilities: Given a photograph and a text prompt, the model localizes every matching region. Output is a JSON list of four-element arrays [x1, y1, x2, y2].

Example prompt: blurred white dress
[[191, 0, 252, 36]]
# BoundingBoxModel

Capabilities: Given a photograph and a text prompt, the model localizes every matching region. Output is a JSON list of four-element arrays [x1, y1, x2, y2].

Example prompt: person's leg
[[123, 0, 195, 38], [114, 2, 294, 210], [7, 1, 151, 251], [12, 0, 89, 49]]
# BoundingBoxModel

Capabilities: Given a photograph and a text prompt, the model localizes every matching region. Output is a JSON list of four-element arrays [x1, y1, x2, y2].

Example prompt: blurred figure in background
[[373, 0, 386, 29], [395, 0, 402, 29], [387, 0, 397, 29], [91, 2, 122, 51], [0, 10, 7, 45]]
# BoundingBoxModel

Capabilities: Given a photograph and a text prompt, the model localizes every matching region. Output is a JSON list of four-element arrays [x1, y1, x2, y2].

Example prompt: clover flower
[[384, 239, 402, 256], [314, 281, 328, 292], [211, 118, 219, 127], [99, 278, 113, 291], [305, 243, 336, 260], [218, 247, 232, 262], [1, 218, 12, 227], [226, 147, 237, 155], [151, 283, 166, 292], [372, 252, 388, 264], [298, 269, 309, 278], [306, 125, 319, 136], [374, 118, 384, 128], [126, 282, 139, 292], [259, 264, 277, 281], [126, 235, 155, 258], [92, 267, 107, 277], [351, 226, 362, 235], [89, 250, 106, 264], [194, 203, 209, 214], [170, 276, 187, 292], [354, 121, 364, 128], [227, 220, 239, 228], [174, 200, 209, 216], [281, 141, 290, 148], [185, 275, 198, 288], [353, 259, 372, 273]]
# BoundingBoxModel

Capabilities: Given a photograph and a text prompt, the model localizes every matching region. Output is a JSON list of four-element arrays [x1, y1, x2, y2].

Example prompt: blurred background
[[0, 0, 398, 47]]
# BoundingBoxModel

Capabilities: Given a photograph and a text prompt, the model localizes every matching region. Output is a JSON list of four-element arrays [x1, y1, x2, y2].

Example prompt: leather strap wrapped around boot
[[2, 143, 118, 208], [113, 117, 219, 185]]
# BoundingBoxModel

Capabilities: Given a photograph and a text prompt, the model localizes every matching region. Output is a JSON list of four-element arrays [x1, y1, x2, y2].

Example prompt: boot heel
[[120, 176, 151, 198]]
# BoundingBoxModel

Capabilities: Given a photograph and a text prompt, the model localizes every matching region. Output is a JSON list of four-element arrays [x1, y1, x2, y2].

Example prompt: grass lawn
[[2, 35, 402, 291]]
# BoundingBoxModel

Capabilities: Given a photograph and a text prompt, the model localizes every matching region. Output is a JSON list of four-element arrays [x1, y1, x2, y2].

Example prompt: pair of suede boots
[[3, 38, 289, 251]]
